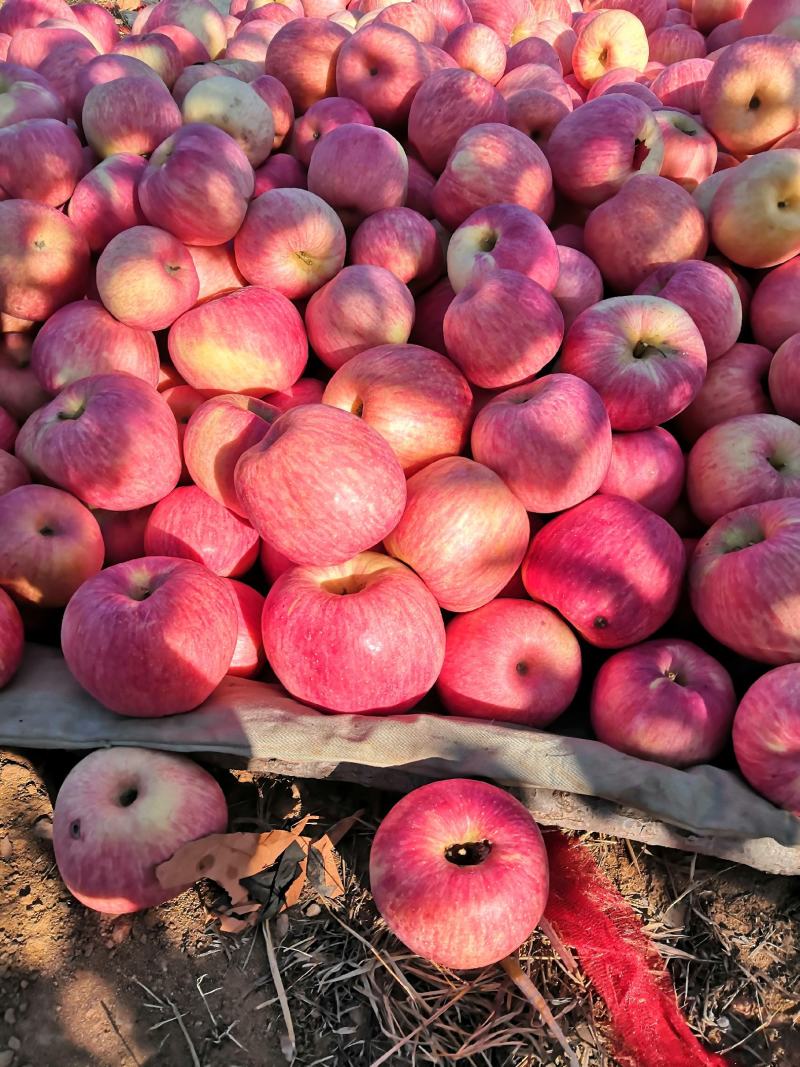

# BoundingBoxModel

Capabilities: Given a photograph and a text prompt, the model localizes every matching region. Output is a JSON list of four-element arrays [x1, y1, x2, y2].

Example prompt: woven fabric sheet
[[2, 646, 799, 874]]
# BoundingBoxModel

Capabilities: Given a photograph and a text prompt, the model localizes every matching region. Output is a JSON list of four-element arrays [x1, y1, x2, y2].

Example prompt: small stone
[[3, 1009, 14, 1025], [0, 1049, 14, 1067], [304, 903, 321, 918], [7, 1036, 20, 1051], [19, 980, 27, 989], [0, 838, 12, 860]]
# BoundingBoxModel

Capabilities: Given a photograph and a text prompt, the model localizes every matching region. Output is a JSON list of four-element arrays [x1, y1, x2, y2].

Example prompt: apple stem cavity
[[444, 839, 491, 866], [632, 139, 650, 171], [516, 660, 529, 676], [38, 525, 55, 537], [632, 341, 666, 360], [118, 786, 138, 807]]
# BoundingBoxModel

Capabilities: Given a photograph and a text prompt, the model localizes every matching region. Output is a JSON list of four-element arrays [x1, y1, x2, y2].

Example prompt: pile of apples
[[1, 0, 800, 891]]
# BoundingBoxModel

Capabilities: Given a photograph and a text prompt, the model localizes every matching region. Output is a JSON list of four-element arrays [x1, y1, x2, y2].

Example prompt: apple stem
[[539, 917, 579, 974], [500, 954, 580, 1067]]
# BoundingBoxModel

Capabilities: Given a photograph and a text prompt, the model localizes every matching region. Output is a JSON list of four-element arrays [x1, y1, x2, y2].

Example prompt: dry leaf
[[307, 836, 344, 900], [156, 812, 359, 934], [156, 816, 311, 907]]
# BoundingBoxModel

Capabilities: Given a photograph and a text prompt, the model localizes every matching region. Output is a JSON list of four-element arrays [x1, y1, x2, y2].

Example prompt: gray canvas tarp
[[2, 645, 799, 875]]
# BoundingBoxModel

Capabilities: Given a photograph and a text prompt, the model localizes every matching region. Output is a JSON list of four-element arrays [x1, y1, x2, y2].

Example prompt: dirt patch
[[0, 751, 284, 1067], [1, 749, 798, 1067]]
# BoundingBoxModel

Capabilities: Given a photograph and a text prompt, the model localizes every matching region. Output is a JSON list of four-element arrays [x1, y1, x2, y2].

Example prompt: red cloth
[[544, 833, 729, 1067]]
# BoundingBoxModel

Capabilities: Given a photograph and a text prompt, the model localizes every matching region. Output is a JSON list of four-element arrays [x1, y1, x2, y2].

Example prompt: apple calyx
[[444, 839, 492, 866]]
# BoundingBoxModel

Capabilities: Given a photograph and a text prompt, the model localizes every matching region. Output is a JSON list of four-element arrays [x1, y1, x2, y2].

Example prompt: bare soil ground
[[1, 748, 798, 1067]]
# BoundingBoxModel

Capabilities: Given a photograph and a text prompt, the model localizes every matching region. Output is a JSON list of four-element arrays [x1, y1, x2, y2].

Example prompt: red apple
[[187, 242, 245, 303], [446, 202, 559, 293], [634, 259, 741, 362], [253, 151, 307, 195], [322, 342, 472, 474], [769, 335, 800, 422], [72, 3, 124, 52], [168, 286, 307, 395], [0, 449, 30, 496], [471, 373, 612, 513], [585, 174, 708, 292], [154, 23, 211, 66], [262, 378, 325, 412], [184, 393, 279, 515], [0, 117, 82, 206], [709, 149, 800, 271], [572, 9, 649, 88], [62, 555, 238, 716], [0, 332, 48, 422], [82, 75, 181, 158], [437, 599, 581, 726], [551, 245, 604, 330], [249, 73, 294, 149], [16, 373, 181, 510], [307, 122, 408, 229], [599, 427, 685, 516], [0, 586, 23, 688], [374, 1, 444, 44], [145, 0, 227, 57], [138, 123, 254, 247], [505, 35, 562, 74], [370, 778, 549, 971], [561, 295, 707, 430], [236, 404, 407, 565], [263, 550, 444, 713], [225, 578, 265, 678], [690, 497, 800, 664], [0, 60, 66, 126], [335, 22, 428, 127], [700, 36, 800, 157], [52, 748, 228, 914], [523, 494, 686, 647], [144, 485, 259, 577], [349, 207, 443, 291], [112, 31, 183, 87], [546, 94, 663, 208], [289, 95, 373, 167], [443, 23, 506, 83], [234, 188, 346, 299], [591, 638, 736, 767], [384, 456, 529, 612], [408, 67, 507, 175], [162, 382, 204, 483], [750, 257, 800, 352], [305, 264, 414, 371], [733, 665, 800, 813], [94, 505, 153, 565], [0, 199, 89, 321], [432, 122, 554, 230], [0, 0, 77, 37], [76, 53, 163, 110], [653, 108, 716, 192], [31, 300, 159, 394], [650, 56, 713, 112], [96, 225, 198, 332], [228, 18, 294, 65], [406, 154, 436, 217], [0, 405, 16, 451], [687, 414, 800, 526], [676, 342, 774, 445], [265, 17, 349, 112], [0, 483, 103, 606], [67, 153, 148, 252], [171, 61, 235, 107], [443, 267, 564, 389], [506, 87, 570, 150]]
